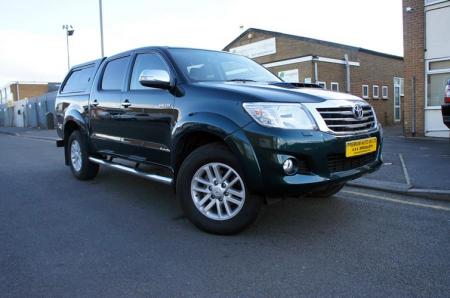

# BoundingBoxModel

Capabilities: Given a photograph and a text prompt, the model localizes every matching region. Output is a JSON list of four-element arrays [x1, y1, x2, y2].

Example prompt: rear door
[[89, 54, 130, 153], [117, 50, 177, 166]]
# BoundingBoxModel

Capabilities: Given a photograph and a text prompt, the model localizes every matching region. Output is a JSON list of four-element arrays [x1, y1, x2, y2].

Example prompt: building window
[[278, 69, 299, 83], [382, 86, 388, 99], [317, 81, 326, 89], [373, 85, 379, 99], [427, 73, 450, 106], [429, 60, 450, 70], [362, 85, 369, 98], [331, 82, 339, 92], [425, 0, 447, 5], [394, 77, 404, 96], [427, 59, 450, 107]]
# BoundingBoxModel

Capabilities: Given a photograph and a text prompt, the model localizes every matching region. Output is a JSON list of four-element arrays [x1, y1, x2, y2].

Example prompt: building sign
[[278, 69, 299, 83], [229, 38, 276, 58]]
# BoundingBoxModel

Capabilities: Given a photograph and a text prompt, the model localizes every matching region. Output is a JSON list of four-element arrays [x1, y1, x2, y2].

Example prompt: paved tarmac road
[[1, 134, 449, 297]]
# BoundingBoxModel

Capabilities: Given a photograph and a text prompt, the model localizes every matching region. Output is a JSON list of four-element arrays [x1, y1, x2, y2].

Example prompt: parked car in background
[[442, 79, 450, 129], [55, 47, 383, 234]]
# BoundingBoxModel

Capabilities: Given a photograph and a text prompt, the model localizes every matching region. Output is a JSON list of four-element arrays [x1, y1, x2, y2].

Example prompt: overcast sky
[[0, 0, 403, 87]]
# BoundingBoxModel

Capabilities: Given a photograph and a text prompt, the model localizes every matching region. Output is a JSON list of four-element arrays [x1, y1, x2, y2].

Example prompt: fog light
[[283, 158, 297, 175]]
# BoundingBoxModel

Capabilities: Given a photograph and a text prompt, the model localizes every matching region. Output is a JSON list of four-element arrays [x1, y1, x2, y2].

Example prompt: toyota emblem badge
[[352, 104, 364, 120]]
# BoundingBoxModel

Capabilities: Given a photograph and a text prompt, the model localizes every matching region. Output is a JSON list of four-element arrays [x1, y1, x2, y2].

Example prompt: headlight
[[243, 102, 317, 130]]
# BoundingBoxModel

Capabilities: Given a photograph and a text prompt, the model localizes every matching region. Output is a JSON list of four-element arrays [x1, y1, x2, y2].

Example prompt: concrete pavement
[[348, 125, 450, 200]]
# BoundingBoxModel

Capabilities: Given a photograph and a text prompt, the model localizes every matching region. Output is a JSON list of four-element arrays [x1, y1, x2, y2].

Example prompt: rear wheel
[[309, 183, 345, 198], [177, 143, 261, 235], [68, 131, 99, 180]]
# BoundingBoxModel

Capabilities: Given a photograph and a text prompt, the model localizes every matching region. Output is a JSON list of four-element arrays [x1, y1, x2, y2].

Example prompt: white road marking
[[341, 190, 450, 212], [398, 153, 411, 186]]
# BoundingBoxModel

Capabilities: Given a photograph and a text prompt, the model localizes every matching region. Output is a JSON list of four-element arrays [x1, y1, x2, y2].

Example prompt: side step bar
[[88, 157, 173, 185]]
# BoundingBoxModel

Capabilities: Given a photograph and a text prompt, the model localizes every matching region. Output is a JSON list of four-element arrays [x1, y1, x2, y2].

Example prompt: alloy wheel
[[191, 162, 246, 221], [70, 140, 82, 172]]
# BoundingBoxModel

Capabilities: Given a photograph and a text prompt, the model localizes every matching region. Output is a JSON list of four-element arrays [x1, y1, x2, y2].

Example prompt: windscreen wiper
[[226, 79, 256, 82]]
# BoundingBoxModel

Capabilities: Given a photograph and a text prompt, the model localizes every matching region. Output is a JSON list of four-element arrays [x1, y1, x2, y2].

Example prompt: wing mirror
[[139, 69, 171, 90]]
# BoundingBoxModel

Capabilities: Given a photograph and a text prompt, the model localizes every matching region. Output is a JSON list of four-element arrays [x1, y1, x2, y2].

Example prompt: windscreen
[[168, 48, 281, 83]]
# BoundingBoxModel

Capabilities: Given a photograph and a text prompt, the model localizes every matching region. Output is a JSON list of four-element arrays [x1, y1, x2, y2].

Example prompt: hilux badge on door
[[352, 104, 364, 120]]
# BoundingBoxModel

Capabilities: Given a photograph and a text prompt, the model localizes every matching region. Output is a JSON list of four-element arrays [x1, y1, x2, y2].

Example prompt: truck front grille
[[317, 105, 376, 134], [327, 152, 377, 173]]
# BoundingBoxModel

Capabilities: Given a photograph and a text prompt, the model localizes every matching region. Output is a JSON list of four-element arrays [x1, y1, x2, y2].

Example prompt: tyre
[[68, 131, 99, 180], [176, 143, 261, 235], [309, 183, 345, 198]]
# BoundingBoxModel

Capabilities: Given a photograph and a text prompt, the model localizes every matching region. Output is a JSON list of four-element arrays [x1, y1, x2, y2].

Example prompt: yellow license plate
[[345, 137, 377, 157]]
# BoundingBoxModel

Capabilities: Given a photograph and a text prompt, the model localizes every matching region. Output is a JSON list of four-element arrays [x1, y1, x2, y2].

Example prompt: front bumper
[[233, 123, 382, 197]]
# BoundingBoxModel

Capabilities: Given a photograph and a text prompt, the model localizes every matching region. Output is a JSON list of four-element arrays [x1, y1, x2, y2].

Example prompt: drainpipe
[[412, 76, 416, 137], [344, 54, 351, 93], [312, 56, 319, 83]]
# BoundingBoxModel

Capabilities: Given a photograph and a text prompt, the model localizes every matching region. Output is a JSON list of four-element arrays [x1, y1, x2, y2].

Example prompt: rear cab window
[[61, 65, 95, 93]]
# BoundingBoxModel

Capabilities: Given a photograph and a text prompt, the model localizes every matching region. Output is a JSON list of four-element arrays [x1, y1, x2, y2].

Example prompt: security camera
[[406, 7, 414, 13]]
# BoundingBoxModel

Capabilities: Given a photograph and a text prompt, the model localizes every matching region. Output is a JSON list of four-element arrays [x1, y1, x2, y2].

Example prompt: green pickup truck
[[55, 47, 382, 234]]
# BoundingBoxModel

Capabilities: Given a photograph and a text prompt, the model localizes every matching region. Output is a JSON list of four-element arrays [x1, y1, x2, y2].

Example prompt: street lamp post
[[62, 25, 75, 70], [99, 0, 104, 57]]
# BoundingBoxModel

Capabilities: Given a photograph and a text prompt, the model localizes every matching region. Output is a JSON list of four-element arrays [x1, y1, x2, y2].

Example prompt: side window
[[362, 84, 369, 98], [101, 56, 130, 91], [373, 85, 379, 99], [317, 81, 326, 89], [331, 82, 339, 92], [130, 53, 170, 90], [382, 86, 389, 99], [62, 65, 95, 93]]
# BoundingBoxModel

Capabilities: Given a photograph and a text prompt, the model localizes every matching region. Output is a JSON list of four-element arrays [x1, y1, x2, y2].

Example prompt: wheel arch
[[172, 113, 263, 194], [63, 109, 89, 165]]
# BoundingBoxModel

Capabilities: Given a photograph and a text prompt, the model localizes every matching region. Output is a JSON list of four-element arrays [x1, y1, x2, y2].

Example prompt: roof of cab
[[106, 46, 230, 59], [72, 46, 236, 69], [70, 57, 106, 70]]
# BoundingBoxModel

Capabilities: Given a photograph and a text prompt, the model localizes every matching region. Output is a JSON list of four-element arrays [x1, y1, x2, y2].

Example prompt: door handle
[[91, 99, 99, 107], [122, 99, 132, 108]]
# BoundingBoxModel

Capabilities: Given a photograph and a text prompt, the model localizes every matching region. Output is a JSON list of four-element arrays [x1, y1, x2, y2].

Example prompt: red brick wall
[[316, 62, 347, 92], [351, 52, 404, 126], [10, 83, 49, 101], [403, 0, 425, 136]]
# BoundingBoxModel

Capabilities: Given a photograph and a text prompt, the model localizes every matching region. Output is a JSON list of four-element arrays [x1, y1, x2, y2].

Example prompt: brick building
[[403, 0, 450, 138], [0, 82, 60, 107], [223, 28, 404, 126]]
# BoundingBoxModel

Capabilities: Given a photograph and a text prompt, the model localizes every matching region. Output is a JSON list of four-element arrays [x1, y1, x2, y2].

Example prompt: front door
[[90, 55, 130, 153], [118, 51, 176, 166]]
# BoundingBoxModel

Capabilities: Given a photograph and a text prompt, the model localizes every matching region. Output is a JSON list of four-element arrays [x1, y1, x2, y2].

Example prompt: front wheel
[[176, 143, 261, 235]]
